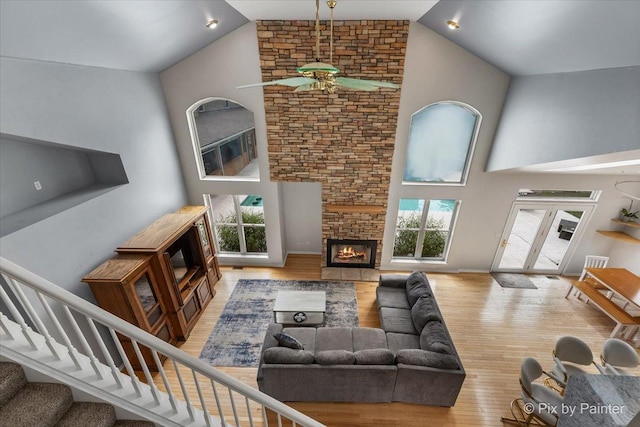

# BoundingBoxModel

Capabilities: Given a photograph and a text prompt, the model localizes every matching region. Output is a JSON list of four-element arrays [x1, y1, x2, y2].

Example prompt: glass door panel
[[498, 209, 547, 270], [533, 209, 585, 270]]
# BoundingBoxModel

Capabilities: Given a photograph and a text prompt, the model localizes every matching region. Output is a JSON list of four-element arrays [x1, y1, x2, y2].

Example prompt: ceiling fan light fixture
[[447, 20, 459, 30], [206, 19, 218, 29]]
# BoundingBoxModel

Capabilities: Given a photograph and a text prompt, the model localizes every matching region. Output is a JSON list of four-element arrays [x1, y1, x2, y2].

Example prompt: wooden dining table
[[585, 268, 640, 309]]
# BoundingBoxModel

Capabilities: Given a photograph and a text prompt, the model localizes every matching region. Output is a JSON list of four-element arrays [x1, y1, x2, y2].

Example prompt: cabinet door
[[196, 219, 213, 260], [132, 270, 164, 329]]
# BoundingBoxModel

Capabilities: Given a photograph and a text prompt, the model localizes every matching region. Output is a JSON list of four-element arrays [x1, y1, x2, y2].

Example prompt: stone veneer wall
[[256, 20, 408, 267]]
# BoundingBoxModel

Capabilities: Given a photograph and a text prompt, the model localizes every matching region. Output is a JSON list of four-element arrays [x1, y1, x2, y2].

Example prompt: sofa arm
[[257, 323, 284, 383], [379, 274, 408, 289]]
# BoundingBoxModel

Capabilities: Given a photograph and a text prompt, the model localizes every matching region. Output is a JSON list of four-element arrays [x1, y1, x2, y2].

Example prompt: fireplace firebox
[[327, 239, 377, 269]]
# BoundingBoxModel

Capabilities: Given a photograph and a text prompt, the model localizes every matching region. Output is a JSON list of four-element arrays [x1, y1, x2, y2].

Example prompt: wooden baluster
[[1, 275, 43, 351], [192, 371, 213, 427], [130, 339, 161, 405], [152, 350, 179, 414], [173, 361, 196, 422], [109, 328, 143, 397], [0, 282, 30, 346], [210, 379, 227, 427], [86, 318, 123, 389], [228, 387, 241, 427], [245, 396, 254, 427], [62, 306, 103, 378]]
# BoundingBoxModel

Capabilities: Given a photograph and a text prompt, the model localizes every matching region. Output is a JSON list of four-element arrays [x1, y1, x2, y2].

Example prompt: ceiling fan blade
[[335, 77, 399, 91], [293, 84, 317, 92], [236, 77, 317, 89]]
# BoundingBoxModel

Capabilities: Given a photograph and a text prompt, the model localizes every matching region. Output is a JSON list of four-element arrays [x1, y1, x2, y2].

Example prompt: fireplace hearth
[[327, 239, 377, 269]]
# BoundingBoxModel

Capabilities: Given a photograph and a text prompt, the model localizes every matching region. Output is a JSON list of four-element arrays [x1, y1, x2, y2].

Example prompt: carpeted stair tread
[[0, 362, 27, 407], [0, 382, 73, 427], [113, 420, 156, 427], [55, 402, 116, 427]]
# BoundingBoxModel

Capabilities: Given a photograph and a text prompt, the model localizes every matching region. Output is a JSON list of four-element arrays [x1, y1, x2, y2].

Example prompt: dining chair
[[551, 336, 604, 387], [501, 357, 564, 426], [599, 338, 639, 376], [571, 255, 609, 302]]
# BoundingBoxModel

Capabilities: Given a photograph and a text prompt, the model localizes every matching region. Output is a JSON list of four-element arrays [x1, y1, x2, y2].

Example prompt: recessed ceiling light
[[447, 20, 459, 30], [206, 19, 218, 29]]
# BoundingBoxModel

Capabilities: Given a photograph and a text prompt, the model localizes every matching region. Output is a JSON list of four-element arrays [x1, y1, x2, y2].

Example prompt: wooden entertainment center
[[83, 206, 220, 366]]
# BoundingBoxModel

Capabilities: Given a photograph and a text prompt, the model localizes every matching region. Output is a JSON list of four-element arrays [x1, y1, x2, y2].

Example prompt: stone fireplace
[[327, 239, 377, 269], [256, 20, 409, 268]]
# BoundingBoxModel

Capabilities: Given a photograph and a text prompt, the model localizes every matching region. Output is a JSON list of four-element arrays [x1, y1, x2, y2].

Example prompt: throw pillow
[[419, 321, 454, 355], [315, 350, 356, 365], [274, 333, 304, 350], [411, 296, 442, 332], [263, 347, 315, 364], [354, 349, 396, 365], [396, 349, 459, 370], [406, 271, 433, 306]]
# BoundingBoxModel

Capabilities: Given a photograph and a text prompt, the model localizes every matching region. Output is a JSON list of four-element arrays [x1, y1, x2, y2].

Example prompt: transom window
[[403, 102, 481, 185], [517, 189, 599, 201], [392, 198, 459, 261], [188, 99, 259, 180]]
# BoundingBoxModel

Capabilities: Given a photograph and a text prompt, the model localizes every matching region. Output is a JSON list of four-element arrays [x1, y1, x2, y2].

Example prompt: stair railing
[[0, 256, 324, 427]]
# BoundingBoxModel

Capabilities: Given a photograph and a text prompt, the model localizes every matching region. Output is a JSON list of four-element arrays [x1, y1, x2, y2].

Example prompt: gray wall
[[0, 136, 96, 217], [382, 22, 639, 275], [487, 66, 640, 171], [160, 23, 288, 266], [282, 182, 322, 254], [0, 56, 187, 301]]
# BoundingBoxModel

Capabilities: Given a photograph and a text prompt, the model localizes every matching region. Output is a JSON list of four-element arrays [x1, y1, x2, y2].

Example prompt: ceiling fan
[[236, 0, 399, 93]]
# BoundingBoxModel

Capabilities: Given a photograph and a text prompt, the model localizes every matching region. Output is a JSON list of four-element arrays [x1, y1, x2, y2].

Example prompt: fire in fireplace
[[327, 239, 377, 269]]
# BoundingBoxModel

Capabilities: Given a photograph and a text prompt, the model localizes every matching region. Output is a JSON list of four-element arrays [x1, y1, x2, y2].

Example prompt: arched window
[[187, 98, 259, 180], [403, 102, 481, 185]]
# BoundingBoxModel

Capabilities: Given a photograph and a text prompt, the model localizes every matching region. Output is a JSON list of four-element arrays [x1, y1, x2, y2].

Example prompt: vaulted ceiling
[[2, 0, 639, 75], [1, 0, 638, 174]]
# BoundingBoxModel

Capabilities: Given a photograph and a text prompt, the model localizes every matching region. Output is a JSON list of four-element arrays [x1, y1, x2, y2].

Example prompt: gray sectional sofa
[[257, 271, 465, 406]]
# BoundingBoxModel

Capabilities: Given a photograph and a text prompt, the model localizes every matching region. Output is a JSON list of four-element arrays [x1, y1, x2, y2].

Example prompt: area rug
[[491, 272, 538, 289], [198, 279, 359, 367]]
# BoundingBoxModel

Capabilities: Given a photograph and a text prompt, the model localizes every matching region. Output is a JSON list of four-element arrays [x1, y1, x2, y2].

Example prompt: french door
[[492, 202, 594, 274]]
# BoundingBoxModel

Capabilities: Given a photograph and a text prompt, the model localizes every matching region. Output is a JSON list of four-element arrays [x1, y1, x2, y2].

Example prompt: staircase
[[0, 256, 325, 427], [0, 362, 153, 427]]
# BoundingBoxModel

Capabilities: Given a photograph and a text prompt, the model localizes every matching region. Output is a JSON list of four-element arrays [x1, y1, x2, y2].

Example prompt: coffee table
[[273, 290, 326, 326]]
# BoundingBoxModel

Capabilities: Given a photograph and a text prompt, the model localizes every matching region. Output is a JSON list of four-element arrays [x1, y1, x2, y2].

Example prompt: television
[[169, 248, 189, 284], [164, 230, 201, 289]]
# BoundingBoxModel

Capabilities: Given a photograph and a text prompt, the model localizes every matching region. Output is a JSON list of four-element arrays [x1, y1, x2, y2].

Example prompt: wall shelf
[[596, 230, 640, 244], [611, 218, 640, 228], [325, 204, 386, 214]]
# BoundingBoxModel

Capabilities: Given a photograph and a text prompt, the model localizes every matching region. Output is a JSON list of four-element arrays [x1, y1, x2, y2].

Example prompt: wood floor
[[171, 254, 640, 427]]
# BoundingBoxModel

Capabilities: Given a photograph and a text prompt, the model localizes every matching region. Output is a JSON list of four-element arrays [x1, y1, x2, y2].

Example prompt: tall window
[[403, 102, 480, 185], [188, 99, 259, 179], [393, 199, 458, 260], [209, 194, 266, 254]]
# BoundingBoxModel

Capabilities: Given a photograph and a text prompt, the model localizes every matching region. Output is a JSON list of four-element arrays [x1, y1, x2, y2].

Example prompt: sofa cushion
[[315, 350, 355, 365], [411, 296, 442, 332], [315, 327, 353, 352], [420, 321, 454, 355], [263, 347, 315, 364], [379, 307, 418, 335], [396, 349, 459, 370], [274, 333, 304, 350], [376, 286, 411, 310], [352, 327, 388, 351], [406, 271, 433, 306], [386, 332, 420, 353], [354, 349, 396, 365]]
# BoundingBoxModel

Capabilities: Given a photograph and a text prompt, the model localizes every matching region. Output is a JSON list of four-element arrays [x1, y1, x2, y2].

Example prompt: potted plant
[[620, 201, 639, 223]]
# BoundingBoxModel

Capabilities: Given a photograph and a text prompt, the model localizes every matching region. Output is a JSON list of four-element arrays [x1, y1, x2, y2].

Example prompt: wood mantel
[[325, 204, 386, 214]]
